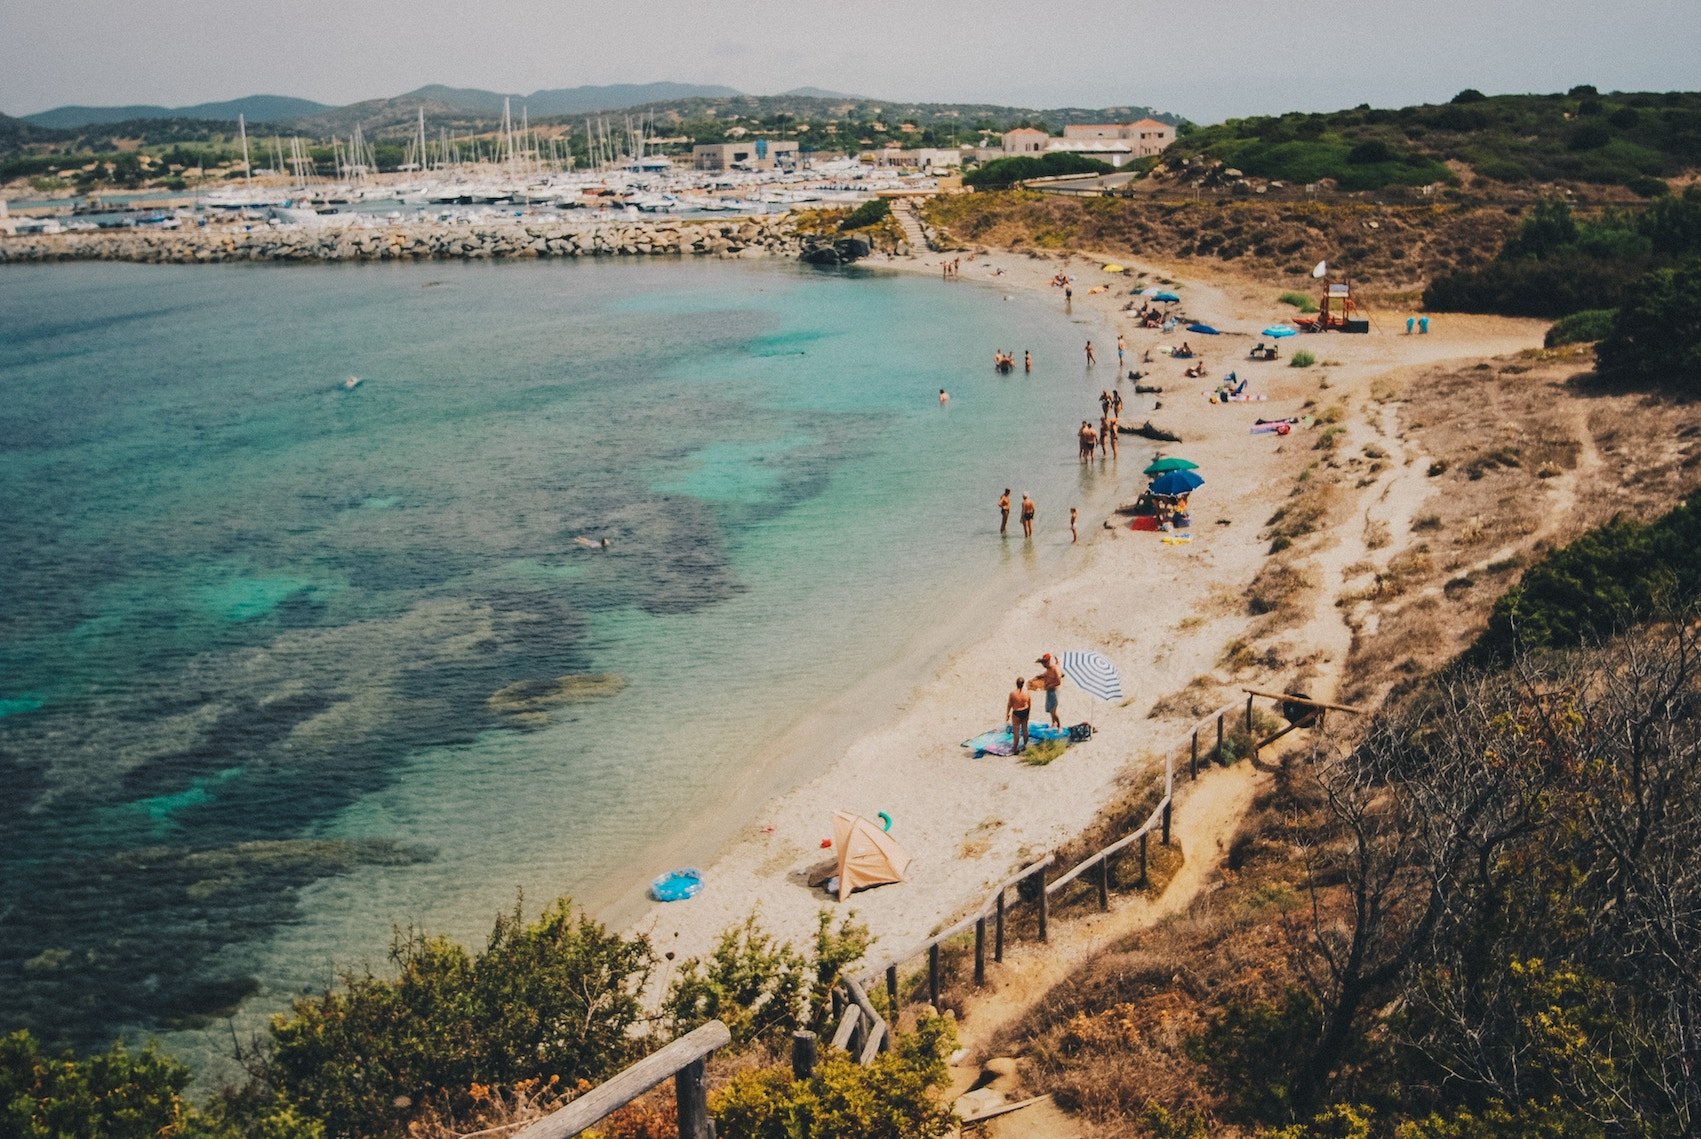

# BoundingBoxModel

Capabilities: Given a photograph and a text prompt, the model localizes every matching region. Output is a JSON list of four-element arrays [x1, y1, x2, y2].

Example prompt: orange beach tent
[[832, 811, 913, 901]]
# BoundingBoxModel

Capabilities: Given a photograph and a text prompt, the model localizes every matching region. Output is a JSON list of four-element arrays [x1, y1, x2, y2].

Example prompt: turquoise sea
[[0, 257, 1136, 1058]]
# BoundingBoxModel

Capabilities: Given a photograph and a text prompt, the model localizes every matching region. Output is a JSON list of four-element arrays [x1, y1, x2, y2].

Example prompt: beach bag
[[1068, 722, 1095, 743]]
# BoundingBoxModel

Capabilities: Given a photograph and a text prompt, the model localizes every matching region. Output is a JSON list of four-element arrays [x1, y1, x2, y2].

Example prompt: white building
[[1001, 127, 1049, 155], [1061, 118, 1175, 157]]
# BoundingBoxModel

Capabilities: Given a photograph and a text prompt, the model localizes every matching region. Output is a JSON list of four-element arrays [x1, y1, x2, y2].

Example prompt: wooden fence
[[513, 694, 1300, 1136]]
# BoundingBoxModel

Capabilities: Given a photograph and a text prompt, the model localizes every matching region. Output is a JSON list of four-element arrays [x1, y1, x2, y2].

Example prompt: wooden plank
[[675, 1058, 710, 1139], [1240, 688, 1367, 715], [513, 1020, 731, 1139], [959, 1093, 1055, 1125], [858, 1020, 886, 1066], [830, 1006, 861, 1051]]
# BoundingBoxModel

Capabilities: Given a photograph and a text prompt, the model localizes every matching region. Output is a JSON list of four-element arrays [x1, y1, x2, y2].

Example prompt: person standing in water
[[1006, 677, 1032, 752], [1024, 350, 1032, 375], [1069, 507, 1079, 543], [1085, 340, 1097, 366], [999, 488, 1011, 535], [1020, 493, 1036, 538], [939, 388, 949, 404]]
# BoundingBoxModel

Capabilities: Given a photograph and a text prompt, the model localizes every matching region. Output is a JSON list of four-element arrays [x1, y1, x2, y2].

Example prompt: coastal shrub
[[837, 198, 890, 231], [1543, 308, 1616, 347], [662, 911, 870, 1049], [1594, 258, 1701, 395], [963, 152, 1112, 190], [1279, 291, 1320, 313], [0, 1030, 195, 1139], [710, 1010, 957, 1139], [1470, 487, 1700, 662], [260, 897, 652, 1139], [1188, 987, 1323, 1122], [1290, 349, 1317, 368]]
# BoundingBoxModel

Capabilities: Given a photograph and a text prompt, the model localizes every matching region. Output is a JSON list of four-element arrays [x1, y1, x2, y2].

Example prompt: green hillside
[[1165, 86, 1701, 193]]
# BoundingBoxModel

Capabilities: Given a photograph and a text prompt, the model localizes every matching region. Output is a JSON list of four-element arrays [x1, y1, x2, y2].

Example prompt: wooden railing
[[512, 1020, 731, 1139], [830, 697, 1254, 1061], [519, 694, 1291, 1139]]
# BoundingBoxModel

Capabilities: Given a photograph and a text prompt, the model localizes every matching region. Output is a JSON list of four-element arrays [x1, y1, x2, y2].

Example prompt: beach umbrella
[[1152, 290, 1181, 302], [1186, 323, 1220, 334], [1142, 456, 1200, 475], [1148, 469, 1205, 496], [1060, 651, 1124, 702], [1261, 325, 1298, 338]]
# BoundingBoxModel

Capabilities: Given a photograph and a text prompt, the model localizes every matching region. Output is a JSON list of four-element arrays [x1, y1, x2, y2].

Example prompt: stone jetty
[[0, 214, 807, 265]]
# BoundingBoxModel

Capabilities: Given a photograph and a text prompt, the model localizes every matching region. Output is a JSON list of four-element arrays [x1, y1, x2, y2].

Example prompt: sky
[[4, 0, 1697, 123]]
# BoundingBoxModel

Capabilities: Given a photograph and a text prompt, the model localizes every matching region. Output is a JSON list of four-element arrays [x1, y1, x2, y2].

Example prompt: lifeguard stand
[[1307, 275, 1370, 333]]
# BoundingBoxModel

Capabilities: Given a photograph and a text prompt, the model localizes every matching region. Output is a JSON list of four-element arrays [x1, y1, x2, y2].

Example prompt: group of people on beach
[[992, 349, 1032, 374], [941, 258, 963, 279], [1005, 652, 1065, 752]]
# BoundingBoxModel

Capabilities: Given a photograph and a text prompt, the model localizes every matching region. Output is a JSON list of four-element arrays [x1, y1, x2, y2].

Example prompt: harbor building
[[692, 139, 800, 172]]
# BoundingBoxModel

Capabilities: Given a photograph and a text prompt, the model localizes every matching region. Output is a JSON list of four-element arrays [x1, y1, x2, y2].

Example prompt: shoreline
[[621, 241, 1551, 991]]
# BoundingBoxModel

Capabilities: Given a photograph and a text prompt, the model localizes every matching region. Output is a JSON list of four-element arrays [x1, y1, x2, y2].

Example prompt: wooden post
[[1139, 831, 1149, 885], [1190, 729, 1198, 779], [929, 942, 941, 1008], [994, 888, 1006, 962], [675, 1058, 711, 1139], [1162, 800, 1172, 845], [849, 1009, 866, 1057], [1216, 713, 1225, 763], [886, 965, 898, 1012], [974, 917, 987, 986], [1037, 871, 1050, 942], [831, 988, 843, 1021], [1246, 692, 1254, 737], [791, 1030, 818, 1079], [1096, 856, 1110, 910]]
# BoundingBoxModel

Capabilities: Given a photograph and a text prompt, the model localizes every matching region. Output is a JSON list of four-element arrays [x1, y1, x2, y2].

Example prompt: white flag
[[1311, 260, 1328, 279]]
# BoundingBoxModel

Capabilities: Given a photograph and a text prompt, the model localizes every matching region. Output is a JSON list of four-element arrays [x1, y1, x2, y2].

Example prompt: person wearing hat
[[1031, 653, 1065, 728]]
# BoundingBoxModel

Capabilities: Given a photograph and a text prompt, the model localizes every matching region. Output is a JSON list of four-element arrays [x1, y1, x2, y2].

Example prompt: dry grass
[[1148, 675, 1227, 721]]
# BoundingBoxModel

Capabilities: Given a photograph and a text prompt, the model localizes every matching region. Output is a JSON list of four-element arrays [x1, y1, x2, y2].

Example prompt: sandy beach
[[616, 241, 1547, 987]]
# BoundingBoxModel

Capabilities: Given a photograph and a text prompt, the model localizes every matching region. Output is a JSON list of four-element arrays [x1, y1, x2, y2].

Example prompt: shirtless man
[[1116, 333, 1127, 368], [1032, 653, 1064, 728], [1084, 340, 1096, 365], [999, 488, 1011, 534], [1006, 677, 1032, 752], [1020, 492, 1036, 538], [1024, 350, 1032, 374], [1078, 420, 1097, 464]]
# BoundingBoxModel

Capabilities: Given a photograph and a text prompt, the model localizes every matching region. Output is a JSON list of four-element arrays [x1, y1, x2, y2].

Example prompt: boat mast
[[238, 113, 252, 183]]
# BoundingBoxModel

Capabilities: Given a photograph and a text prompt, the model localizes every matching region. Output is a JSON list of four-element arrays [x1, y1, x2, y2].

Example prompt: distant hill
[[777, 87, 864, 100], [21, 95, 327, 129], [1161, 87, 1701, 193], [290, 82, 746, 137]]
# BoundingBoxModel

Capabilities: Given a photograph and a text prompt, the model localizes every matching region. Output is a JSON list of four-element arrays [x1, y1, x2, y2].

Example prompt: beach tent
[[1186, 323, 1221, 335], [833, 811, 913, 901]]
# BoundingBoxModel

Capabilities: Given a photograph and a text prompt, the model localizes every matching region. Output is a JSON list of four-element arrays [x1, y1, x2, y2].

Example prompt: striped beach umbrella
[[1060, 651, 1124, 703]]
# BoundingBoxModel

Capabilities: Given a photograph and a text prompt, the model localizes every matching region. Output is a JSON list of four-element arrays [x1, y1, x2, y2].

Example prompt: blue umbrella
[[1149, 469, 1204, 496], [1151, 290, 1181, 303], [1186, 323, 1220, 334], [1060, 651, 1124, 702], [1261, 325, 1298, 338]]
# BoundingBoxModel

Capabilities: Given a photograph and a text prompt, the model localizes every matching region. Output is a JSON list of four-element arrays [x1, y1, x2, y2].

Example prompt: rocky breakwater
[[0, 214, 806, 265]]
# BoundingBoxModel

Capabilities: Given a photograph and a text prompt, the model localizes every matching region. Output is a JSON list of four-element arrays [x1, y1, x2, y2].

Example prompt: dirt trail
[[949, 761, 1261, 1066]]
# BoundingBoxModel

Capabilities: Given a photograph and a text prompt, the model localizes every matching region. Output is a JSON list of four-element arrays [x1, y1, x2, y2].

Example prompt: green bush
[[1472, 487, 1701, 662], [1280, 291, 1320, 313], [1543, 308, 1617, 347], [1290, 349, 1317, 368], [1593, 258, 1701, 394], [1188, 987, 1322, 1122], [837, 198, 890, 231], [963, 152, 1112, 189], [0, 1031, 195, 1139], [262, 898, 652, 1139], [711, 1011, 957, 1139], [663, 912, 870, 1048]]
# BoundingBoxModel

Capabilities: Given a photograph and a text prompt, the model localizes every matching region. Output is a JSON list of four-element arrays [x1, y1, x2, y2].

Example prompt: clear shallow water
[[0, 258, 1134, 1057]]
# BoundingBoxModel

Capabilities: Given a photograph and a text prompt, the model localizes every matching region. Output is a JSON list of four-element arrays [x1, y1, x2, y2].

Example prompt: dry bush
[[1265, 480, 1339, 551], [1148, 675, 1227, 720], [1247, 560, 1315, 624]]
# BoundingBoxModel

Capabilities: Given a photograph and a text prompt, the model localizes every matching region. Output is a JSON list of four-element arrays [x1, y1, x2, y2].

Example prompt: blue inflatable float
[[651, 868, 704, 902]]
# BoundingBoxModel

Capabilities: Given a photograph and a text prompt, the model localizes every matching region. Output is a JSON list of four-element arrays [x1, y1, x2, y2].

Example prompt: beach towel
[[961, 722, 1071, 757]]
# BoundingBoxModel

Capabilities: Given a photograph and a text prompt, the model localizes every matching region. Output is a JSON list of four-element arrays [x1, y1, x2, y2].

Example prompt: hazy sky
[[4, 0, 1696, 122]]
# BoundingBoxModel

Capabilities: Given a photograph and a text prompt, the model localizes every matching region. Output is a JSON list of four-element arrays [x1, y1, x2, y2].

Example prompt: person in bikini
[[1007, 676, 1032, 752]]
